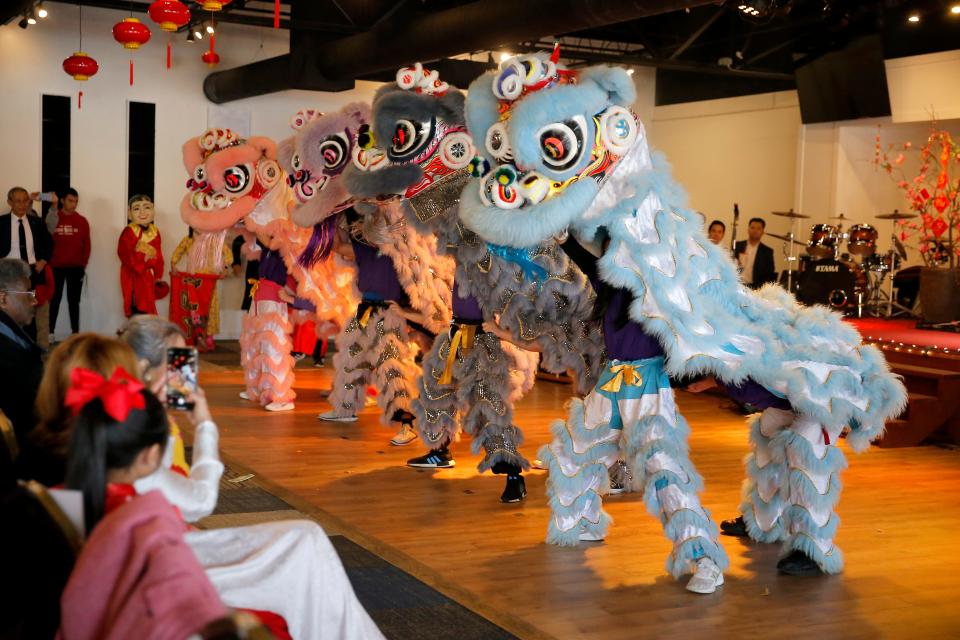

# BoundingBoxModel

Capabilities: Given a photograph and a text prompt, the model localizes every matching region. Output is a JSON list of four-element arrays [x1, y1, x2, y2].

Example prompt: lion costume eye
[[222, 165, 251, 193], [319, 134, 350, 170], [193, 165, 206, 183], [390, 118, 433, 160], [536, 116, 587, 171], [291, 154, 302, 171], [484, 122, 513, 162]]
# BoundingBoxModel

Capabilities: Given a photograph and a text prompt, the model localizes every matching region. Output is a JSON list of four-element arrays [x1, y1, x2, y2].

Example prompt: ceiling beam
[[668, 5, 726, 60]]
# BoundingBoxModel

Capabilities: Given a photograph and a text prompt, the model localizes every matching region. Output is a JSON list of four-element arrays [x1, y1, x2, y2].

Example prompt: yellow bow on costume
[[247, 279, 260, 301], [439, 324, 478, 385], [358, 305, 374, 329], [599, 363, 644, 393]]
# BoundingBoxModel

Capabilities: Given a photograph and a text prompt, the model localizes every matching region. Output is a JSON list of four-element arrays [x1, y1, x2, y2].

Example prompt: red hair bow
[[64, 367, 146, 423]]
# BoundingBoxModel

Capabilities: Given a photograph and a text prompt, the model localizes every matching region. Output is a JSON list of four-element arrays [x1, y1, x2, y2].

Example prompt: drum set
[[770, 209, 916, 318]]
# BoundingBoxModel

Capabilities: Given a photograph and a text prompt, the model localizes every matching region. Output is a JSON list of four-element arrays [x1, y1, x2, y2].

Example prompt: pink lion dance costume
[[180, 127, 296, 411]]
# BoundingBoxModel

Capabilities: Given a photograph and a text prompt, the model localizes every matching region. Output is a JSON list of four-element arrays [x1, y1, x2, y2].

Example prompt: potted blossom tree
[[876, 125, 960, 325]]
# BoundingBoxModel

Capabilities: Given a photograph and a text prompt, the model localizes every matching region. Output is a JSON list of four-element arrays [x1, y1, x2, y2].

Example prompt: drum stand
[[863, 266, 914, 319], [782, 217, 802, 292]]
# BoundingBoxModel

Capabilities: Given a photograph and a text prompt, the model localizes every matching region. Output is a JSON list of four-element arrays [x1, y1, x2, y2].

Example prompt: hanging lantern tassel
[[78, 90, 83, 110], [274, 0, 280, 28], [130, 59, 135, 86], [167, 39, 172, 69]]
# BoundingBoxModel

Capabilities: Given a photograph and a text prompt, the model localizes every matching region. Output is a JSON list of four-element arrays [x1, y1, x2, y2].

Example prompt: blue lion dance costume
[[458, 50, 907, 591]]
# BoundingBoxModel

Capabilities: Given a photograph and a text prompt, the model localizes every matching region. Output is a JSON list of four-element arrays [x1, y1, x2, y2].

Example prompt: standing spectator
[[707, 220, 726, 245], [48, 187, 91, 339], [0, 187, 52, 341], [734, 217, 776, 289], [0, 259, 42, 443]]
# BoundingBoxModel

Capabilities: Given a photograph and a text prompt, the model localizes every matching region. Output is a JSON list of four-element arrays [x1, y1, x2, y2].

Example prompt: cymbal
[[766, 231, 806, 246], [876, 210, 918, 220], [772, 210, 810, 219], [828, 213, 851, 221]]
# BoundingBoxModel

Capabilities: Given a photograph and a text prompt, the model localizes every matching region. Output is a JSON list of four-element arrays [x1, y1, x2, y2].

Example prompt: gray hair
[[0, 258, 31, 290], [6, 186, 27, 202], [120, 315, 185, 368]]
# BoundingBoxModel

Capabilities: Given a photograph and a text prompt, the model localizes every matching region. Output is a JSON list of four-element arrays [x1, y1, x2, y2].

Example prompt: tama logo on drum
[[815, 265, 840, 272]]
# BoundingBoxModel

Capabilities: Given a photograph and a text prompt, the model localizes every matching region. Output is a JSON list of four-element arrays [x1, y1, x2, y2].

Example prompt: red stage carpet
[[847, 318, 960, 350]]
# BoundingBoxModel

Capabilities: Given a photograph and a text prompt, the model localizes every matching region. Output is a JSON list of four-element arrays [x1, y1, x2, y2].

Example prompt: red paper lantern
[[148, 0, 190, 32], [201, 49, 220, 66], [112, 17, 152, 50], [63, 52, 99, 81], [200, 0, 232, 11]]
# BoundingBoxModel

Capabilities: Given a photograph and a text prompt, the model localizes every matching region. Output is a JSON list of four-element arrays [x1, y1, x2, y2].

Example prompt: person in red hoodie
[[48, 187, 91, 338]]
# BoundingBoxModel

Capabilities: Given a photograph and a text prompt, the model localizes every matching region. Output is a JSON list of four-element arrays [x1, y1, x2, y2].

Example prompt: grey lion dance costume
[[344, 63, 604, 501]]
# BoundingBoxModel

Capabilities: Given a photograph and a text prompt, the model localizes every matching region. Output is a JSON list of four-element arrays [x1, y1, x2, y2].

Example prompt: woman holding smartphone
[[119, 316, 384, 639]]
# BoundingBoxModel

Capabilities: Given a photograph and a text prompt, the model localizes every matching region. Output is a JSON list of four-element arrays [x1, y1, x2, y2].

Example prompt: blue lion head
[[459, 52, 646, 248]]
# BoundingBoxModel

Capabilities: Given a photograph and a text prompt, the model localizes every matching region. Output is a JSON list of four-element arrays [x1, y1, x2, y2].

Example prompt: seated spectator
[[59, 373, 228, 640], [0, 258, 42, 443], [49, 327, 383, 638], [121, 316, 223, 521]]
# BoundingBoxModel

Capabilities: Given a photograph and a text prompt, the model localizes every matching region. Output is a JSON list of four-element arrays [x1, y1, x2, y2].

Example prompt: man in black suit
[[1, 187, 53, 340], [734, 217, 777, 289], [0, 259, 43, 445]]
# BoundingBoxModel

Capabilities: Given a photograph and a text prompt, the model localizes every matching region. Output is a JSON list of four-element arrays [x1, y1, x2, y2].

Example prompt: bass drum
[[796, 259, 866, 310]]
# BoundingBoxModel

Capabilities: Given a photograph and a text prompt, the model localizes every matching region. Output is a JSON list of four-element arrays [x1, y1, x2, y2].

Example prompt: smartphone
[[38, 192, 54, 202], [166, 347, 198, 411]]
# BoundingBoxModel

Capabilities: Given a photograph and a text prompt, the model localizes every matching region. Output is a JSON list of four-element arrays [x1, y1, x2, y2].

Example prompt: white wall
[[886, 50, 960, 123], [651, 91, 802, 273], [0, 2, 379, 339]]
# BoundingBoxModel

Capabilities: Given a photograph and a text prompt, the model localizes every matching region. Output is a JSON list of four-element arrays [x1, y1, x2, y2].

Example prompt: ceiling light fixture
[[17, 16, 28, 28], [37, 3, 48, 18], [951, 5, 960, 15], [193, 25, 204, 40], [907, 13, 920, 22], [205, 20, 215, 34], [498, 51, 512, 63]]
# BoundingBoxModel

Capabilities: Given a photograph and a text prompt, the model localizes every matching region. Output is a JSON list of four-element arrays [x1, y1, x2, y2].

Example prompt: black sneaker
[[407, 448, 455, 469], [777, 550, 823, 576], [313, 357, 326, 367], [720, 515, 748, 537], [500, 474, 527, 503]]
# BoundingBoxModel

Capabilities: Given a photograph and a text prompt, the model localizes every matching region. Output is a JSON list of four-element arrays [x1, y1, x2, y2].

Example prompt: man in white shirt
[[0, 187, 52, 342]]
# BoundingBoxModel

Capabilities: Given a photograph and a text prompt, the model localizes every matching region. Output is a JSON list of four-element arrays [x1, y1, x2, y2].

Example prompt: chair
[[193, 610, 280, 640], [0, 479, 83, 639], [0, 409, 17, 489]]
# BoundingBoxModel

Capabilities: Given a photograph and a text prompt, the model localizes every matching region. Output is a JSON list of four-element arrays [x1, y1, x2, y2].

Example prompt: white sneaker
[[318, 411, 358, 422], [531, 458, 547, 470], [390, 422, 418, 446], [686, 558, 724, 594], [578, 528, 605, 542], [265, 401, 295, 412], [239, 391, 250, 400]]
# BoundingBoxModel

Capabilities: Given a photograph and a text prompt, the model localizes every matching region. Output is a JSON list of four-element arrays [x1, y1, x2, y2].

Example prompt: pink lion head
[[180, 128, 285, 232]]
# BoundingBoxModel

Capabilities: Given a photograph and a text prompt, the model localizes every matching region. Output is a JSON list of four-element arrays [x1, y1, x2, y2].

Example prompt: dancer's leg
[[739, 407, 793, 543]]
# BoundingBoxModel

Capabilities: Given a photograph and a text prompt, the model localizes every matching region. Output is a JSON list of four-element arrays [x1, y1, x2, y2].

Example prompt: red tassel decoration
[[129, 60, 134, 86], [166, 40, 172, 69], [78, 90, 83, 110], [274, 0, 280, 28]]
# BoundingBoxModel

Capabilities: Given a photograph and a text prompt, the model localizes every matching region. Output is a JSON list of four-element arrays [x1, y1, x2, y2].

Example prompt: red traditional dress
[[118, 223, 164, 316]]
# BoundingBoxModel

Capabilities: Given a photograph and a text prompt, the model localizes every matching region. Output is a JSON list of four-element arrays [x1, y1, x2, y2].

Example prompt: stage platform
[[195, 355, 960, 639], [848, 318, 960, 352]]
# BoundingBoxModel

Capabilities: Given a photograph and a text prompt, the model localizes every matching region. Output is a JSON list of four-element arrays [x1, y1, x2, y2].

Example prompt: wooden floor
[[197, 361, 960, 640]]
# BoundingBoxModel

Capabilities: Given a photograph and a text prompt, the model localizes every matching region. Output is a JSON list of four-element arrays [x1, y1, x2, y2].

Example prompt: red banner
[[169, 272, 221, 351]]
